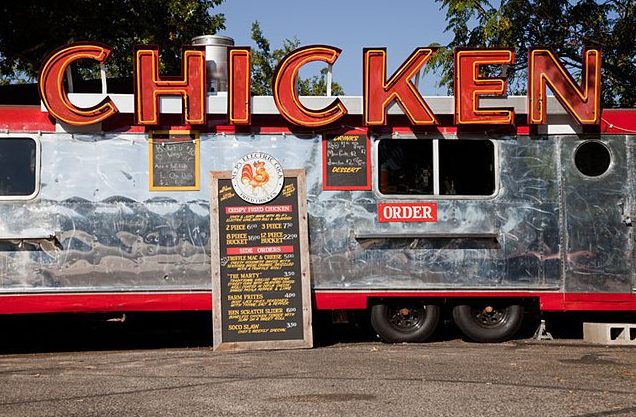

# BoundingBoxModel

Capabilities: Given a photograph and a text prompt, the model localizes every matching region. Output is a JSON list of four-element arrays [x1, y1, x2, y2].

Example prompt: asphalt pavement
[[0, 313, 634, 417]]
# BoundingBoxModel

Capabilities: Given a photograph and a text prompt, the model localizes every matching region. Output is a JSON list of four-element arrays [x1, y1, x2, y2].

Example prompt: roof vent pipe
[[191, 35, 235, 93]]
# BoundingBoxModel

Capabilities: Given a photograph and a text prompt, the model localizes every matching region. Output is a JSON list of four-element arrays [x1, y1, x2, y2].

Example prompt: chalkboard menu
[[322, 133, 371, 190], [210, 170, 313, 351], [149, 131, 199, 191]]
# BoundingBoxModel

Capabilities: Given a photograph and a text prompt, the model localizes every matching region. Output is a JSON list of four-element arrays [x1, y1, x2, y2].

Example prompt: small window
[[438, 140, 495, 195], [0, 137, 38, 198], [378, 140, 433, 194], [574, 141, 611, 177], [378, 139, 496, 197]]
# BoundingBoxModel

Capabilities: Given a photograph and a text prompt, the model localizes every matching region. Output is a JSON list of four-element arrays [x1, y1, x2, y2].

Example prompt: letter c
[[39, 42, 118, 126]]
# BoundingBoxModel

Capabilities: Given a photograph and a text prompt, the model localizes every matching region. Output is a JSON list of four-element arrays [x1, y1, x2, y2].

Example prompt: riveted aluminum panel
[[560, 136, 633, 293], [0, 132, 633, 294]]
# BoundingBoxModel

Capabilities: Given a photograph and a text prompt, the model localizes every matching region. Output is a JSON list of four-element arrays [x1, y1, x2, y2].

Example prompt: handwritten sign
[[210, 170, 313, 351], [149, 131, 199, 190], [322, 133, 371, 190]]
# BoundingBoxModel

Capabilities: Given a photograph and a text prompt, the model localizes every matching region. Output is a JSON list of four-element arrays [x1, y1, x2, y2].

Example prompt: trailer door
[[561, 136, 632, 293]]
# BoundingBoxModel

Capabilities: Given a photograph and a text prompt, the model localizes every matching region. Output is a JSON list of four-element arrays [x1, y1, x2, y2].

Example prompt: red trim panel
[[0, 292, 212, 315], [314, 291, 547, 310], [1, 106, 633, 135], [601, 109, 636, 134], [0, 291, 634, 315], [0, 106, 56, 132], [539, 292, 636, 311], [312, 291, 636, 312]]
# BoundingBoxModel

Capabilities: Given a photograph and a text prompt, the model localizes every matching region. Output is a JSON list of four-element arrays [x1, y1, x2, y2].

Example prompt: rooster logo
[[241, 161, 270, 189], [231, 153, 284, 204]]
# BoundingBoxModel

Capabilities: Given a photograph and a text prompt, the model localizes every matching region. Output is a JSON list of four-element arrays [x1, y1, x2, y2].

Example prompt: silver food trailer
[[0, 36, 634, 343]]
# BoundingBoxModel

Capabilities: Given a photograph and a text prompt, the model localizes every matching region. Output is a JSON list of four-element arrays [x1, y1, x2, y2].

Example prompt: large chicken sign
[[38, 43, 602, 128]]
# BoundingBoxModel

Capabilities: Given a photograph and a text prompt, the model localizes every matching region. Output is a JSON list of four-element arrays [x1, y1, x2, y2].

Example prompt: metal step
[[583, 322, 636, 346]]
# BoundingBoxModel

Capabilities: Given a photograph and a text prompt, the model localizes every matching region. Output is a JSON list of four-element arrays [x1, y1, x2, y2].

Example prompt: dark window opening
[[378, 138, 496, 197], [378, 140, 433, 195], [439, 140, 495, 195], [574, 141, 611, 177], [0, 138, 37, 197]]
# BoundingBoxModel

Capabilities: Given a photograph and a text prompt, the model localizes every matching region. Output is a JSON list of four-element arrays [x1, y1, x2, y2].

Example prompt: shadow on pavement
[[1, 310, 632, 354], [0, 312, 214, 354], [0, 311, 379, 354]]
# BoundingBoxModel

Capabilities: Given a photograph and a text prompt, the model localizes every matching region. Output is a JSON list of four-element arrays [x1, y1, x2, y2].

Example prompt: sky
[[213, 0, 453, 95]]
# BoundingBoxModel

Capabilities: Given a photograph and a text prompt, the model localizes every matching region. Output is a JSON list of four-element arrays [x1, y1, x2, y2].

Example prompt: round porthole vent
[[574, 141, 611, 177]]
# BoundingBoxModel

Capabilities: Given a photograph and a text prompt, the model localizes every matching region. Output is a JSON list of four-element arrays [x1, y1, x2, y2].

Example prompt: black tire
[[452, 302, 524, 343], [370, 301, 440, 343]]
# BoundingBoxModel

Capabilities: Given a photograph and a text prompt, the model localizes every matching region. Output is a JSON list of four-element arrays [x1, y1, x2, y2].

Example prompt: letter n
[[528, 48, 601, 125]]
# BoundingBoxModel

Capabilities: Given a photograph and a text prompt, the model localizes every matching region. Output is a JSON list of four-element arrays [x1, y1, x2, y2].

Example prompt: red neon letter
[[363, 48, 438, 126], [134, 47, 206, 125], [454, 49, 515, 125], [528, 48, 601, 125], [228, 47, 251, 125], [273, 45, 347, 127], [39, 43, 118, 126]]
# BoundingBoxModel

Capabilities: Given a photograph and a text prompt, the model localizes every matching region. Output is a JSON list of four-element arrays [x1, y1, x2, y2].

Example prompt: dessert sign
[[322, 133, 371, 190], [210, 154, 312, 351]]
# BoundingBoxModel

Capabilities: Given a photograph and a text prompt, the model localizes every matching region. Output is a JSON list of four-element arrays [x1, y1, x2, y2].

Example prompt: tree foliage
[[250, 21, 344, 96], [431, 0, 635, 107], [0, 0, 226, 82]]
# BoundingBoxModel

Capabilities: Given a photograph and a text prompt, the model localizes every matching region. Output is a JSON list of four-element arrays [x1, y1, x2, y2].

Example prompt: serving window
[[0, 137, 39, 199], [377, 138, 496, 197]]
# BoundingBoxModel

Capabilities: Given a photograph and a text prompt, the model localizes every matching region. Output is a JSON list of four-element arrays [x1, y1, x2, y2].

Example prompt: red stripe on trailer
[[0, 292, 212, 314], [4, 106, 634, 135], [312, 291, 636, 311], [313, 290, 547, 309], [0, 291, 634, 314], [538, 293, 636, 311], [601, 109, 636, 134], [0, 106, 56, 132]]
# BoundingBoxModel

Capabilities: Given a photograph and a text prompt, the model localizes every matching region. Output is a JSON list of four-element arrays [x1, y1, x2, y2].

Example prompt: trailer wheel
[[452, 302, 524, 343], [371, 302, 440, 343]]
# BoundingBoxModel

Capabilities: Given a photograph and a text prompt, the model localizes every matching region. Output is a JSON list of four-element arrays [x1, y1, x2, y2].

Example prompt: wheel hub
[[388, 305, 424, 330], [474, 305, 506, 326]]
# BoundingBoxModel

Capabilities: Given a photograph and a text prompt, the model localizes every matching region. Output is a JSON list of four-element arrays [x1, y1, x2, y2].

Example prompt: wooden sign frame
[[210, 169, 313, 351], [148, 130, 200, 191]]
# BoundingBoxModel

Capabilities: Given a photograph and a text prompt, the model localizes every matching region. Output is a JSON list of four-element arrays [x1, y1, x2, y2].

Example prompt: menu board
[[210, 170, 312, 351], [149, 131, 199, 190], [322, 133, 371, 190]]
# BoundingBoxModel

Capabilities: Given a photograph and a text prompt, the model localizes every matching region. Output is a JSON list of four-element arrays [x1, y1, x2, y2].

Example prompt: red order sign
[[378, 202, 438, 223]]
